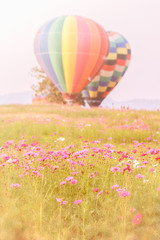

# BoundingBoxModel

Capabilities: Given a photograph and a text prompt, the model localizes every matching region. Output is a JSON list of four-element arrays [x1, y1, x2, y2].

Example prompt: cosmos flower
[[60, 181, 66, 186], [94, 188, 99, 192], [132, 213, 142, 224], [97, 190, 103, 196], [135, 174, 144, 179], [150, 168, 156, 172], [90, 173, 95, 178], [56, 198, 68, 205], [111, 184, 119, 190], [70, 179, 78, 185], [74, 200, 82, 205], [10, 184, 20, 188], [110, 167, 121, 172]]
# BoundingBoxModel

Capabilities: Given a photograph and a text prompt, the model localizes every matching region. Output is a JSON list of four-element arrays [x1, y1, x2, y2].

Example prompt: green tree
[[31, 67, 65, 104], [31, 67, 85, 105]]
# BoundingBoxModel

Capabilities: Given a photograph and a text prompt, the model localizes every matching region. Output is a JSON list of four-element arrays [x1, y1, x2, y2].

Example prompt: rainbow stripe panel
[[34, 15, 109, 94]]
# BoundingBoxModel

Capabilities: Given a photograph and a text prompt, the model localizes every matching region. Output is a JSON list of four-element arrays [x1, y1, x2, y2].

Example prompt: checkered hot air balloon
[[34, 15, 109, 101], [82, 31, 131, 107]]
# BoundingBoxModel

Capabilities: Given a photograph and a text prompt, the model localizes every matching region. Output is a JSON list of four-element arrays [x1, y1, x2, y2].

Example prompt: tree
[[31, 67, 65, 104], [31, 67, 85, 105]]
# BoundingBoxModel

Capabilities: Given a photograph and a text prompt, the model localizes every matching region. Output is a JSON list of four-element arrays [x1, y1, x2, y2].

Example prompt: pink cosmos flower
[[38, 166, 44, 170], [157, 187, 160, 191], [147, 135, 153, 141], [72, 171, 78, 176], [108, 137, 112, 140], [66, 176, 74, 181], [5, 140, 14, 145], [90, 173, 95, 178], [7, 158, 19, 164], [94, 188, 99, 192], [32, 170, 39, 175], [142, 161, 149, 164], [123, 165, 133, 173], [10, 184, 20, 188], [129, 207, 136, 214], [97, 190, 103, 196], [118, 190, 130, 197], [79, 161, 84, 166], [19, 174, 24, 178], [135, 174, 144, 179], [111, 184, 119, 190], [56, 198, 62, 202], [60, 201, 68, 205], [60, 181, 66, 186], [56, 198, 68, 205], [3, 155, 10, 161], [137, 165, 145, 169], [116, 188, 130, 197], [132, 213, 142, 224], [74, 200, 82, 205], [110, 167, 121, 172], [132, 149, 137, 153], [70, 179, 77, 185], [150, 168, 156, 172], [52, 166, 59, 170], [92, 140, 101, 144]]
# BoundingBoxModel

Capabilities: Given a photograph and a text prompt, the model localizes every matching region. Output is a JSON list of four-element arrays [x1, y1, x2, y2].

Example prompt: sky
[[0, 0, 160, 101]]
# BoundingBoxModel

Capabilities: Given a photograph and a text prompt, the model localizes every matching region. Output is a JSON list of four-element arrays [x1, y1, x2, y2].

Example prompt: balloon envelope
[[34, 16, 109, 98], [82, 31, 131, 107]]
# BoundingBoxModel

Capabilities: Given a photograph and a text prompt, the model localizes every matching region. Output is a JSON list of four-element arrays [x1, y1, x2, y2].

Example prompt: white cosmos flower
[[153, 164, 158, 167], [57, 137, 65, 141], [133, 160, 140, 168], [143, 179, 149, 183]]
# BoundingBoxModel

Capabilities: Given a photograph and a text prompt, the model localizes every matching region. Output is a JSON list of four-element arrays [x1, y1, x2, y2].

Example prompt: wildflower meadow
[[0, 104, 160, 240]]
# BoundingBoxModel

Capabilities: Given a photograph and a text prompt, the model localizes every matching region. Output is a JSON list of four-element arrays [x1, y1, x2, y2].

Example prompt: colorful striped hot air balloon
[[34, 15, 109, 100], [82, 31, 131, 107]]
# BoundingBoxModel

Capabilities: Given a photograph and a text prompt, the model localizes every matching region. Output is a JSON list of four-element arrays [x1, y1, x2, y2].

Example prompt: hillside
[[0, 91, 33, 105], [0, 91, 160, 110], [101, 97, 160, 111]]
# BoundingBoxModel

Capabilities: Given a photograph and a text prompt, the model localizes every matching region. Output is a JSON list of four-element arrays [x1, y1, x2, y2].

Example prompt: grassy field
[[0, 104, 160, 240]]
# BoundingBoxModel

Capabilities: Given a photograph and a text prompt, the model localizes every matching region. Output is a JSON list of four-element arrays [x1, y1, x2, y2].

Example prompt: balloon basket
[[86, 98, 103, 107], [62, 93, 78, 106]]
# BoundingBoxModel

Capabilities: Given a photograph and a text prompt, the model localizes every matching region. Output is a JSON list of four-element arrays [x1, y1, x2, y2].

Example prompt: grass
[[0, 104, 160, 239]]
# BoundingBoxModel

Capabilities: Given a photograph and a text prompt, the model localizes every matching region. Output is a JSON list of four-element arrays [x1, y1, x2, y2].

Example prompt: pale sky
[[0, 0, 160, 101]]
